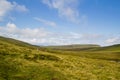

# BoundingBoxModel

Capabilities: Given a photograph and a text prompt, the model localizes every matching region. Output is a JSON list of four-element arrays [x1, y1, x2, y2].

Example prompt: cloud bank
[[0, 22, 104, 45], [106, 37, 120, 45]]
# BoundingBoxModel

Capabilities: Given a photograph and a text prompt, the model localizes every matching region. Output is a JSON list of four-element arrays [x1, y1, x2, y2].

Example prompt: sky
[[0, 0, 120, 46]]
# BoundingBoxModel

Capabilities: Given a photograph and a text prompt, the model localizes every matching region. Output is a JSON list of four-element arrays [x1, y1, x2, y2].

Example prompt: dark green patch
[[24, 54, 60, 61]]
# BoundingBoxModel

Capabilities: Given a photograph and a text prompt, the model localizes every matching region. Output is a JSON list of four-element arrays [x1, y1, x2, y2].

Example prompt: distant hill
[[45, 44, 101, 50], [92, 44, 120, 52], [1, 36, 120, 52], [46, 44, 120, 52]]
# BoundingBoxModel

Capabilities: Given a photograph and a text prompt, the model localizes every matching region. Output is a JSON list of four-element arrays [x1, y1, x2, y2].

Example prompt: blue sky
[[0, 0, 120, 46]]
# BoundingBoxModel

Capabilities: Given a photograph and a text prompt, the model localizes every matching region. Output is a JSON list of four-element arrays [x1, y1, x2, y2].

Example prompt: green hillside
[[0, 36, 120, 80], [93, 44, 120, 52], [0, 36, 38, 49]]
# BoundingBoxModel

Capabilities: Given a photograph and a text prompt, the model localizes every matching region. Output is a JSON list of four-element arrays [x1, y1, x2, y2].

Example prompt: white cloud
[[0, 23, 81, 45], [7, 22, 16, 28], [0, 22, 49, 38], [34, 17, 57, 27], [6, 22, 17, 33], [106, 37, 120, 44], [42, 0, 80, 23], [0, 22, 105, 45], [0, 0, 28, 21], [13, 2, 28, 12], [0, 0, 13, 20]]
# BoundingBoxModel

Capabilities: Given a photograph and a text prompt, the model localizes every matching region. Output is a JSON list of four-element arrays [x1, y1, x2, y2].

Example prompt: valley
[[0, 36, 120, 80]]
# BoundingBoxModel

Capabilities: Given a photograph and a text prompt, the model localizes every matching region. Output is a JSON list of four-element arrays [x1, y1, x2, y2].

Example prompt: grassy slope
[[0, 36, 120, 80], [0, 36, 67, 80], [0, 36, 38, 49]]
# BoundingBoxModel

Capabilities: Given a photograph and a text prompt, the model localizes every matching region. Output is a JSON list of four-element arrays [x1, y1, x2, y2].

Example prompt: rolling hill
[[46, 44, 120, 52], [45, 44, 100, 50], [0, 36, 120, 80]]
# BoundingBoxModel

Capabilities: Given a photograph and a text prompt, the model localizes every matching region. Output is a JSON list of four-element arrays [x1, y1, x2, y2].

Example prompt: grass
[[0, 36, 120, 80]]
